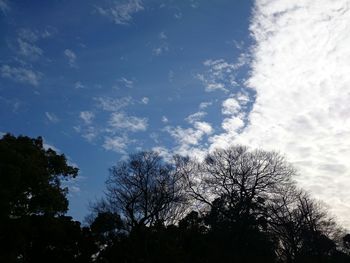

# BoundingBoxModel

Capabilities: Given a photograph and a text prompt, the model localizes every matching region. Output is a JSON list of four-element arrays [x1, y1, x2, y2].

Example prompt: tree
[[0, 133, 83, 262], [185, 146, 295, 220], [103, 151, 187, 231], [0, 133, 78, 218], [267, 185, 343, 263]]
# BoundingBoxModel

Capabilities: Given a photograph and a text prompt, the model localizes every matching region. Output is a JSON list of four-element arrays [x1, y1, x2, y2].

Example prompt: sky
[[1, 0, 350, 228]]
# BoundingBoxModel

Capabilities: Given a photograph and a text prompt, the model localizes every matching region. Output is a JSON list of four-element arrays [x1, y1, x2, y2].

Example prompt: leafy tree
[[0, 134, 89, 262], [0, 133, 78, 218]]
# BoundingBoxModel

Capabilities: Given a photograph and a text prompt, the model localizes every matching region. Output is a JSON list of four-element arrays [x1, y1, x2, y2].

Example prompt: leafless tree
[[105, 151, 188, 230], [267, 185, 340, 262], [183, 146, 295, 218]]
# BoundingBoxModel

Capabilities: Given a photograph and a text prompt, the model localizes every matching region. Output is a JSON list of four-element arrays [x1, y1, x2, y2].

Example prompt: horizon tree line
[[1, 133, 350, 262]]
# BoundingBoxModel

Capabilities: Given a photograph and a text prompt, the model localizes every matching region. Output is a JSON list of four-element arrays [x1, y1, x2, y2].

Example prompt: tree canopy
[[1, 134, 350, 263], [0, 133, 78, 218]]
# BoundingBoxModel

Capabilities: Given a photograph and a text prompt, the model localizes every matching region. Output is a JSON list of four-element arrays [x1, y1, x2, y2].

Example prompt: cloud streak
[[96, 0, 144, 25], [1, 65, 42, 86], [64, 49, 77, 67]]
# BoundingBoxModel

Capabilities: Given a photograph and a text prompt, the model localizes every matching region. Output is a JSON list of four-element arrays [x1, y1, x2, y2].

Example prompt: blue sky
[[0, 0, 253, 221], [3, 0, 350, 229]]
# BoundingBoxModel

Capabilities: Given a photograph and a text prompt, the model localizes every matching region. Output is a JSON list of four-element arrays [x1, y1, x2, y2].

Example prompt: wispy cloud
[[161, 116, 168, 123], [159, 31, 167, 40], [74, 81, 84, 89], [152, 31, 169, 56], [116, 77, 133, 89], [96, 0, 144, 25], [152, 46, 168, 56], [0, 0, 10, 13], [165, 121, 213, 159], [95, 96, 131, 111], [199, 101, 212, 110], [13, 28, 54, 60], [197, 56, 249, 92], [185, 111, 207, 124], [108, 112, 147, 132], [17, 38, 43, 59], [45, 112, 59, 123], [74, 125, 98, 142], [103, 135, 130, 153], [166, 121, 213, 149], [1, 65, 42, 86], [64, 49, 77, 67], [80, 111, 95, 125], [141, 97, 149, 104]]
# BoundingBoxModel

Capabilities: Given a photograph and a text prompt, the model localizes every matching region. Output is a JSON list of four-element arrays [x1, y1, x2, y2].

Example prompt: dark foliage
[[1, 134, 350, 262], [0, 134, 97, 262]]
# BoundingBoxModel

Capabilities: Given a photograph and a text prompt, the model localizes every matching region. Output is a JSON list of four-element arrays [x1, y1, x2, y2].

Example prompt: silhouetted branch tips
[[1, 134, 350, 262]]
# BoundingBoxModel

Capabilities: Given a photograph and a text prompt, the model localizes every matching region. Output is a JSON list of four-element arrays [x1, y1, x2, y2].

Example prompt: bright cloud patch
[[108, 112, 147, 132], [223, 0, 350, 227]]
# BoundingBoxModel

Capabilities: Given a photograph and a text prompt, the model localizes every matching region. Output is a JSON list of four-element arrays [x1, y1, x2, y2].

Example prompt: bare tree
[[267, 186, 340, 262], [184, 146, 295, 218], [105, 151, 187, 230]]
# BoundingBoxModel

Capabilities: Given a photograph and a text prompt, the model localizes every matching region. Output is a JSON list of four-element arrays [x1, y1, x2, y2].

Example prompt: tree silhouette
[[2, 134, 350, 263], [0, 134, 97, 262], [0, 133, 78, 219], [102, 151, 188, 230]]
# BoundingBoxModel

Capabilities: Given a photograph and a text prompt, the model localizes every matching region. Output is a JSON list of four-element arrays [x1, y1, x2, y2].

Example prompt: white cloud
[[208, 0, 350, 228], [199, 101, 212, 110], [12, 28, 54, 61], [1, 65, 42, 86], [198, 56, 250, 93], [43, 139, 60, 153], [82, 126, 98, 142], [222, 97, 240, 115], [95, 96, 131, 111], [80, 111, 95, 125], [103, 135, 130, 153], [45, 112, 59, 123], [96, 0, 144, 25], [161, 116, 168, 123], [141, 97, 149, 104], [221, 117, 244, 132], [166, 121, 212, 147], [152, 146, 172, 162], [185, 111, 207, 124], [108, 112, 147, 132], [17, 38, 43, 59], [194, 121, 213, 135], [117, 77, 133, 89], [64, 49, 77, 67]]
